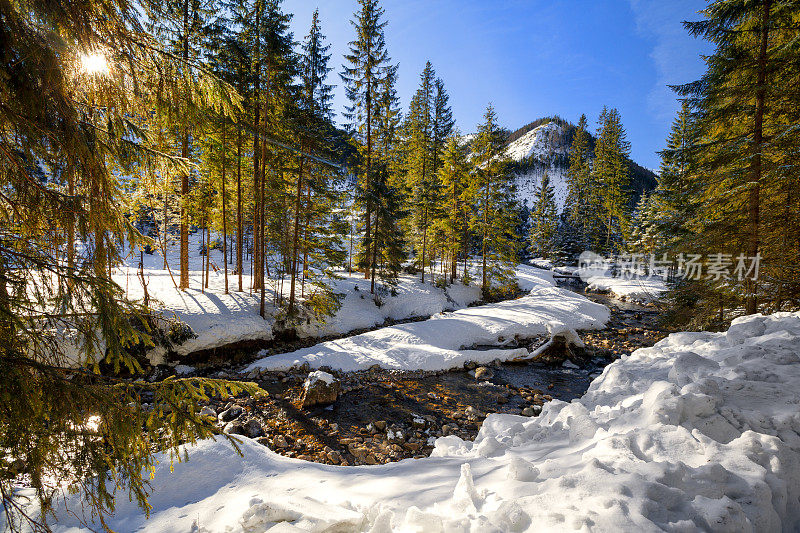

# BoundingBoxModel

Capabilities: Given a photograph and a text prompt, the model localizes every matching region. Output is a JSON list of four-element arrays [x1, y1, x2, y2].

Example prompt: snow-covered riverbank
[[45, 311, 800, 531]]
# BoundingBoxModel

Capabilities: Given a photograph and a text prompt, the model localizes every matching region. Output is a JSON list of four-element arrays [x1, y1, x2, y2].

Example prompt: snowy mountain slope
[[505, 120, 571, 211], [464, 117, 657, 213], [504, 121, 568, 161]]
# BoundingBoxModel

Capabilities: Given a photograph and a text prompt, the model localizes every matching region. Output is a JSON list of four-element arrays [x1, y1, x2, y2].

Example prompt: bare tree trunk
[[236, 124, 243, 292], [421, 206, 428, 283], [179, 0, 190, 290], [221, 123, 229, 294], [288, 157, 304, 316], [365, 81, 373, 285], [66, 165, 75, 271], [746, 0, 771, 315], [482, 172, 489, 295], [301, 184, 311, 299]]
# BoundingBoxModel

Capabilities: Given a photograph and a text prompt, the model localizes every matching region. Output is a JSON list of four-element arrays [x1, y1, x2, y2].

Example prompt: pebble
[[327, 450, 342, 464], [218, 405, 243, 423], [465, 406, 485, 419], [474, 367, 494, 380], [223, 421, 246, 435]]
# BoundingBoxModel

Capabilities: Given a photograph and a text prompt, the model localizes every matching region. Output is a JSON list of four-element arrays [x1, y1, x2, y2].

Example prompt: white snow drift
[[47, 311, 800, 531]]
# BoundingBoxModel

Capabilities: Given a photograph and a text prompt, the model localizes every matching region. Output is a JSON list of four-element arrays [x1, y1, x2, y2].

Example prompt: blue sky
[[286, 0, 712, 170]]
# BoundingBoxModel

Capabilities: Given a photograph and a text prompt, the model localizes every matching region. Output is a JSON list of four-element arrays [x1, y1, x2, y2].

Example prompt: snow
[[245, 265, 608, 372], [504, 122, 568, 162], [504, 121, 571, 211], [304, 370, 335, 387], [583, 275, 667, 302], [47, 312, 800, 531], [114, 234, 484, 360], [295, 271, 482, 339]]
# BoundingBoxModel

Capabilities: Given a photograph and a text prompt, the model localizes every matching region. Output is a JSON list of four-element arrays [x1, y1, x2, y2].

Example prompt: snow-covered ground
[[46, 311, 800, 531], [583, 274, 667, 302], [244, 264, 607, 372], [114, 235, 487, 360]]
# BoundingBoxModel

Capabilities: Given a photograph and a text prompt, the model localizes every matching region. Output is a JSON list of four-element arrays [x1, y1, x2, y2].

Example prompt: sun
[[80, 53, 109, 75]]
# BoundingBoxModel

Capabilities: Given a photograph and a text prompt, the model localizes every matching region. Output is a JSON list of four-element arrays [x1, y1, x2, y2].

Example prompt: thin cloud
[[628, 0, 710, 121]]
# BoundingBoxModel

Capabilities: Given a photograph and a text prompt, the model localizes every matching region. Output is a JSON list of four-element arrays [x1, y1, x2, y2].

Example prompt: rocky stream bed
[[176, 291, 669, 467]]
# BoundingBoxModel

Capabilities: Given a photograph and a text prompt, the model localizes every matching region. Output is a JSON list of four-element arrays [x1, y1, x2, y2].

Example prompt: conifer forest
[[2, 1, 800, 531]]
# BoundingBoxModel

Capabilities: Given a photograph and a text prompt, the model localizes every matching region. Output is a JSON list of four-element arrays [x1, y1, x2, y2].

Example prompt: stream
[[191, 284, 669, 466]]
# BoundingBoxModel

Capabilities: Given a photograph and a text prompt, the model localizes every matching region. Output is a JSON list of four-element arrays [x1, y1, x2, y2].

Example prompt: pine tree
[[436, 136, 470, 282], [404, 61, 439, 282], [370, 64, 407, 287], [0, 1, 251, 529], [593, 107, 631, 253], [286, 9, 347, 321], [340, 0, 391, 294], [431, 78, 455, 179], [469, 105, 519, 297], [667, 0, 800, 324], [564, 113, 597, 252], [529, 173, 559, 259], [627, 192, 661, 256], [653, 101, 698, 252], [145, 0, 220, 290]]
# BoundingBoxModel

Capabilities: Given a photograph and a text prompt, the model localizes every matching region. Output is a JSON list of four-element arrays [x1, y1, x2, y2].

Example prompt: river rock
[[465, 406, 485, 420], [474, 366, 494, 380], [244, 419, 264, 438], [300, 371, 341, 409], [223, 420, 246, 435], [273, 435, 290, 448], [327, 450, 342, 464], [218, 405, 243, 423], [199, 406, 217, 418]]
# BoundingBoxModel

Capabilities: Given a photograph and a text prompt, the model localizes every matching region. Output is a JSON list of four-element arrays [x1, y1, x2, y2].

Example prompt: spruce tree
[[564, 113, 597, 252], [593, 107, 631, 254], [529, 173, 559, 260], [404, 61, 439, 282], [436, 136, 470, 282], [667, 0, 800, 323], [0, 1, 252, 529], [341, 0, 391, 294], [370, 64, 407, 287], [286, 9, 347, 321], [469, 105, 519, 297]]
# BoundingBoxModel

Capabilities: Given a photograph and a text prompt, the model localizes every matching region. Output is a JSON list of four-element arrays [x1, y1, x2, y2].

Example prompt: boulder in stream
[[300, 370, 341, 409]]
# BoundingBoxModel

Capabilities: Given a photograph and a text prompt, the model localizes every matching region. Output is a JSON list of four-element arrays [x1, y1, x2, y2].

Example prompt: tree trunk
[[179, 0, 190, 290], [237, 123, 243, 292], [746, 0, 771, 315], [421, 206, 428, 283], [365, 82, 373, 286], [221, 122, 229, 294], [288, 157, 304, 316]]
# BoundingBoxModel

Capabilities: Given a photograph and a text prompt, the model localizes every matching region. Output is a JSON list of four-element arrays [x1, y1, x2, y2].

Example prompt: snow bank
[[116, 235, 485, 358], [246, 269, 608, 372], [49, 312, 800, 531], [294, 272, 482, 339], [584, 274, 667, 302]]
